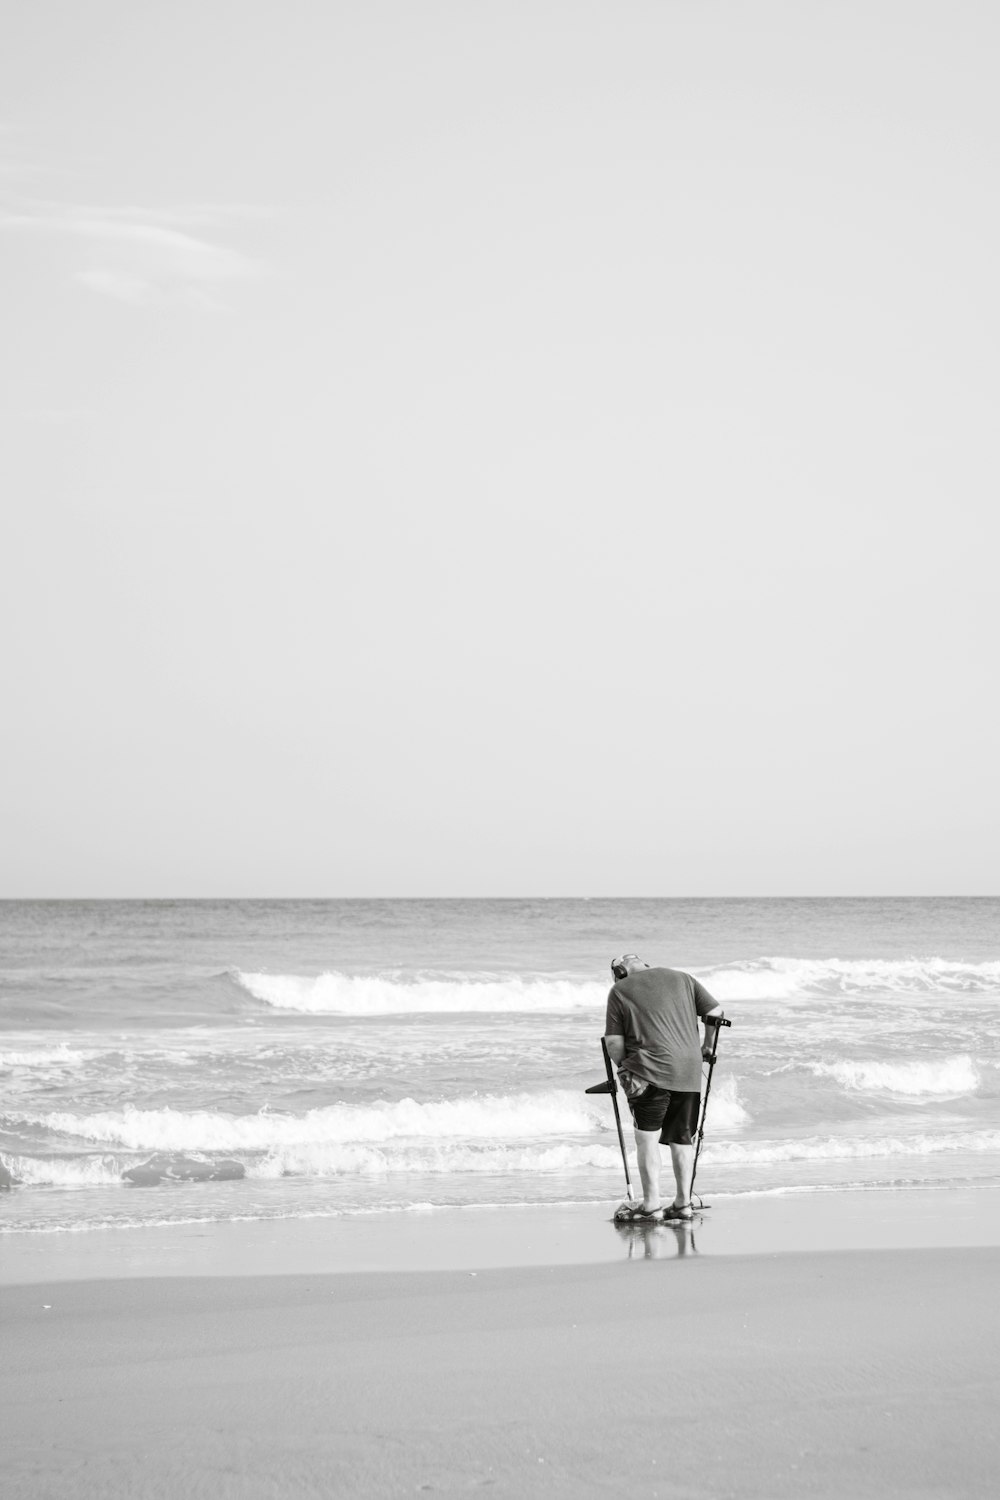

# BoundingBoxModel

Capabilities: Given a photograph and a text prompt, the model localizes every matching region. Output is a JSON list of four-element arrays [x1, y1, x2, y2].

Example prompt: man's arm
[[604, 1034, 626, 1067]]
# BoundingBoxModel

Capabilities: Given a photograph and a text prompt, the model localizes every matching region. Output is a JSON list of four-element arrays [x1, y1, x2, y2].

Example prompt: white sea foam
[[250, 1141, 626, 1178], [0, 1045, 100, 1068], [705, 1129, 1000, 1165], [233, 957, 1000, 1015], [1, 1154, 127, 1187], [10, 1091, 608, 1151], [5, 1118, 991, 1190], [234, 970, 604, 1015], [700, 1075, 748, 1128], [811, 1055, 980, 1098], [0, 1152, 249, 1188], [240, 1125, 1000, 1176], [699, 957, 1000, 1000], [0, 1135, 715, 1188], [7, 1078, 750, 1156]]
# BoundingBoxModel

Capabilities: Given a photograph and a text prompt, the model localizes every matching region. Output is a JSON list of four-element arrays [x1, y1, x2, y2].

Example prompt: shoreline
[[4, 1181, 1000, 1285]]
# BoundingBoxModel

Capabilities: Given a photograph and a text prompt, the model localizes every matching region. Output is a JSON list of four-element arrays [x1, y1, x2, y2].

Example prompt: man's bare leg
[[669, 1143, 694, 1210], [634, 1129, 663, 1210]]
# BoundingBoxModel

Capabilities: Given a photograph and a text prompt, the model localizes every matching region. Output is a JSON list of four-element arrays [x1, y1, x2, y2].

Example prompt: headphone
[[611, 962, 628, 982]]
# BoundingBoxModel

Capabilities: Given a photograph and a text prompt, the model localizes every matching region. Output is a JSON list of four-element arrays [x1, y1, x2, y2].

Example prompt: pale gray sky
[[2, 2, 997, 897]]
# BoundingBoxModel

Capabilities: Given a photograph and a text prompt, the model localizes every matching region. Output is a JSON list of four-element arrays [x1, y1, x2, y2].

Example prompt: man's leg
[[634, 1128, 663, 1210], [668, 1143, 694, 1209], [661, 1093, 700, 1213]]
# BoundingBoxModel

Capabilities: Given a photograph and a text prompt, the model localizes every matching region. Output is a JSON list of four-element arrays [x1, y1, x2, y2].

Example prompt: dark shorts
[[627, 1086, 701, 1144]]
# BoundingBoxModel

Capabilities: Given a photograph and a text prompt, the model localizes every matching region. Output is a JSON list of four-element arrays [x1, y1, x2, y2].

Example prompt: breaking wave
[[0, 1155, 128, 1187], [810, 1055, 980, 1098], [0, 1143, 630, 1186], [3, 1079, 749, 1158], [697, 1075, 748, 1128], [705, 1129, 1000, 1165], [0, 1153, 248, 1188], [250, 1141, 626, 1178], [233, 970, 603, 1014], [699, 957, 1000, 1000], [5, 1121, 995, 1191], [0, 1045, 101, 1068], [232, 958, 1000, 1015], [6, 1092, 625, 1152]]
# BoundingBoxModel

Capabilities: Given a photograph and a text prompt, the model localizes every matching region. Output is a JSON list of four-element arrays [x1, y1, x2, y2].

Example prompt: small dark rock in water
[[208, 1159, 246, 1182], [123, 1161, 167, 1186], [0, 1160, 14, 1189], [122, 1155, 246, 1186]]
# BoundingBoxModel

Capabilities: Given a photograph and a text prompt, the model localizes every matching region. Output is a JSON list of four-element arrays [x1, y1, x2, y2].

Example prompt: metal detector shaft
[[584, 1038, 635, 1203], [604, 1039, 635, 1202], [691, 1016, 731, 1201]]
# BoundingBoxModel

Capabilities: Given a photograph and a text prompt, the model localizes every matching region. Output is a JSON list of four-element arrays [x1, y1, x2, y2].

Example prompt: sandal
[[614, 1202, 665, 1223], [660, 1204, 694, 1221]]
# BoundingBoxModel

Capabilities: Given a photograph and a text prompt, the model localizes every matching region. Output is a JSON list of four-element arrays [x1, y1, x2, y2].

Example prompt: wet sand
[[5, 1195, 1000, 1498], [5, 1184, 1000, 1284]]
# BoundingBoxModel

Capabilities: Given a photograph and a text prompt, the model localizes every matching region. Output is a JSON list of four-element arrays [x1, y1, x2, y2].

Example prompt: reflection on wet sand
[[614, 1215, 702, 1259]]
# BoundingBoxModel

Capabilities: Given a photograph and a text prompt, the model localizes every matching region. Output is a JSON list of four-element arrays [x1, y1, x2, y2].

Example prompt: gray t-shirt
[[605, 966, 719, 1091]]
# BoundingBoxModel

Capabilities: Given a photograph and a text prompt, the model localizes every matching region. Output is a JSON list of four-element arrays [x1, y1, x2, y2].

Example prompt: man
[[604, 952, 724, 1222]]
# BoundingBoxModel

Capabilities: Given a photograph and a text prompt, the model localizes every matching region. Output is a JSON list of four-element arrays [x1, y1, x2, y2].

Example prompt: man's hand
[[701, 1008, 724, 1062]]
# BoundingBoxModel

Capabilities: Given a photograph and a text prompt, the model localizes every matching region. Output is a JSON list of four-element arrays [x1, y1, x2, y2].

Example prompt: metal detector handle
[[691, 1017, 731, 1204], [701, 1014, 730, 1062]]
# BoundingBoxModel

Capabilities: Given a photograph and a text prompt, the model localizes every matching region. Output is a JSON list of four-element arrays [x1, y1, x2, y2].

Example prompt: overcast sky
[[2, 2, 997, 897]]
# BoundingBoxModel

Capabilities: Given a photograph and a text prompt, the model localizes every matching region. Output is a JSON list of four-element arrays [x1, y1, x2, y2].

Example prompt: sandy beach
[[5, 1191, 1000, 1499], [5, 0, 1000, 1482]]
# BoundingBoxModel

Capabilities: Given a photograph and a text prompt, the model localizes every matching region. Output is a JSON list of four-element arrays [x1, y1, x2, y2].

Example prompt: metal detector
[[691, 1015, 732, 1208], [584, 1037, 635, 1209]]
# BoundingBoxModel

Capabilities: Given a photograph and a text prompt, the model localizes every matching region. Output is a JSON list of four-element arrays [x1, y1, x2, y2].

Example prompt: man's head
[[610, 953, 647, 982]]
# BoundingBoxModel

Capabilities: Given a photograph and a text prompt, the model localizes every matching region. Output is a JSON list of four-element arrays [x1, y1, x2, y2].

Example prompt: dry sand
[[5, 1211, 1000, 1499]]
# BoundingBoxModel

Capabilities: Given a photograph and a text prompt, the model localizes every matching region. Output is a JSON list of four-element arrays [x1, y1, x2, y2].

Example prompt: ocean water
[[1, 898, 999, 1235]]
